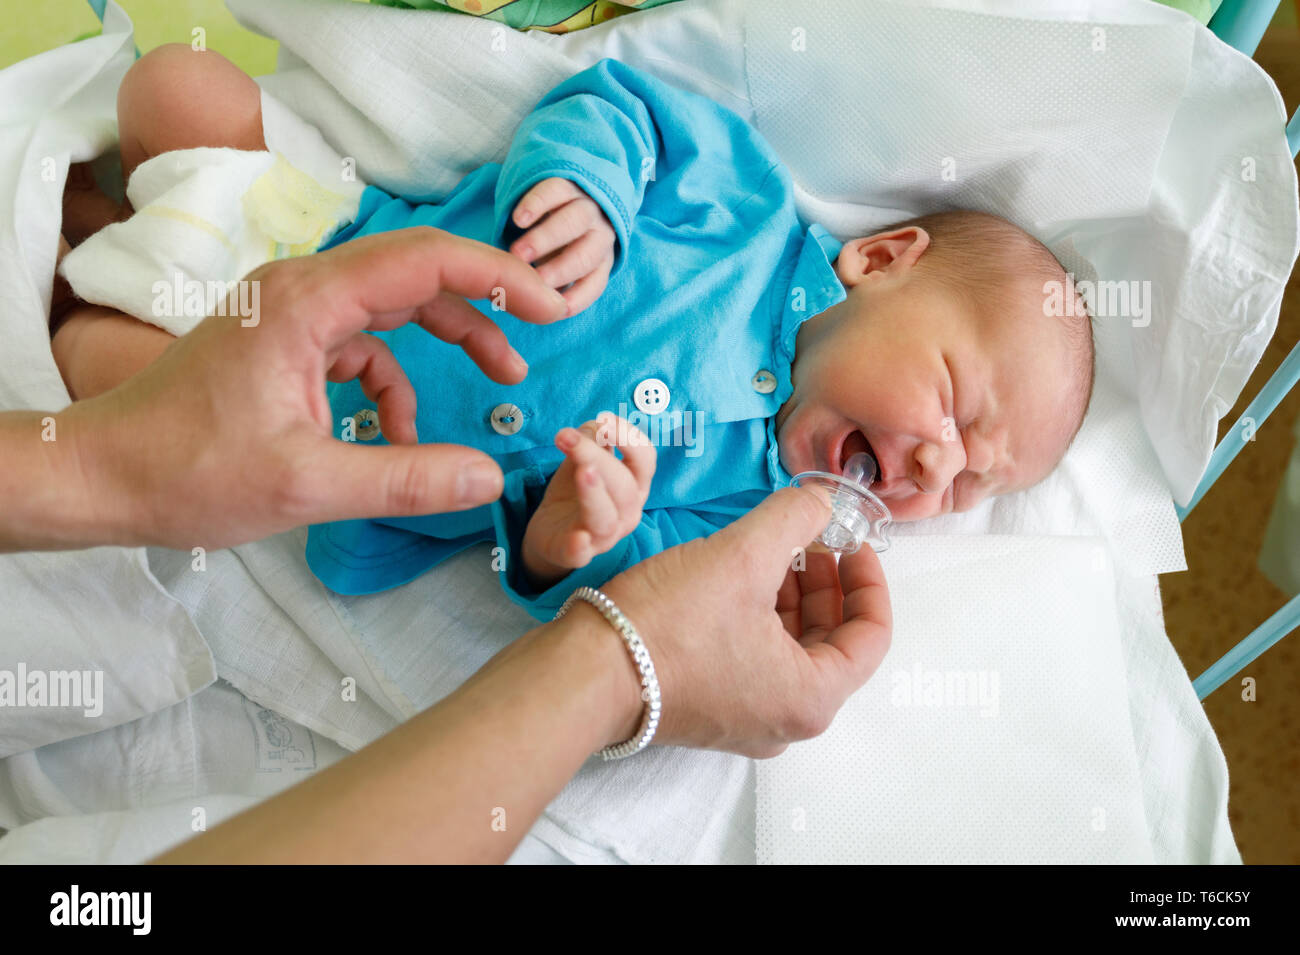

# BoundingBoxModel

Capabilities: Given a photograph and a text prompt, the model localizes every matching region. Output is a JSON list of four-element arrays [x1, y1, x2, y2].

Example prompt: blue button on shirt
[[305, 58, 845, 620]]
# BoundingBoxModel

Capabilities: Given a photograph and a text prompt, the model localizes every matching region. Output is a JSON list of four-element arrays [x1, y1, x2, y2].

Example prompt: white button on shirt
[[490, 403, 525, 435], [633, 378, 670, 414]]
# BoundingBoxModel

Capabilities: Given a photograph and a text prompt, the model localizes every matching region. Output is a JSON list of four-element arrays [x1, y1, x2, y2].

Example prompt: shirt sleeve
[[492, 58, 665, 280], [491, 465, 757, 622]]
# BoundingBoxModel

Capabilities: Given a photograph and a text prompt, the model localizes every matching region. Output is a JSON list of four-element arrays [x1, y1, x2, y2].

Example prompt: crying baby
[[53, 46, 1095, 620]]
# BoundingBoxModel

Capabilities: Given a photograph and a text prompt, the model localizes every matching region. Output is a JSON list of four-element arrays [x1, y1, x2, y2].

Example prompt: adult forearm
[[153, 605, 642, 864], [0, 408, 110, 552]]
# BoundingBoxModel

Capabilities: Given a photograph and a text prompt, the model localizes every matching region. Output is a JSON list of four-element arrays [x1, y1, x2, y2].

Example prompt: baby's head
[[776, 210, 1094, 521]]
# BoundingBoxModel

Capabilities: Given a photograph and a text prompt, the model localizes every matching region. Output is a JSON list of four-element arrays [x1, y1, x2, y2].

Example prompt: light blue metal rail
[[1208, 0, 1283, 56], [1187, 0, 1300, 699]]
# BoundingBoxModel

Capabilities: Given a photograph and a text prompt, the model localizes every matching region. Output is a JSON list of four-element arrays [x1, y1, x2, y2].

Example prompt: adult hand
[[52, 227, 568, 551], [599, 486, 892, 758]]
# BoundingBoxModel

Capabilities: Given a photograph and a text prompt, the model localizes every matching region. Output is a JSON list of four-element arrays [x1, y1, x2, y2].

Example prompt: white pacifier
[[791, 450, 892, 555]]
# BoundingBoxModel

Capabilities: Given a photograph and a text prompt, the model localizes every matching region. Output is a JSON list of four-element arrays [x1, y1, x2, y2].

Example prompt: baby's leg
[[53, 46, 269, 399], [61, 161, 128, 247], [51, 304, 175, 400], [117, 43, 266, 187]]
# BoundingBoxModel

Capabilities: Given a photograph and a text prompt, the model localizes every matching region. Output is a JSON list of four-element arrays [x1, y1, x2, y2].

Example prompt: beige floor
[[1159, 20, 1300, 865]]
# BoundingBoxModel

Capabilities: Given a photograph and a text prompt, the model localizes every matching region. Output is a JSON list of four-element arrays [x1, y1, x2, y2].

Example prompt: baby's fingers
[[574, 464, 620, 540], [559, 260, 612, 316], [592, 412, 656, 497], [557, 422, 643, 523], [513, 177, 584, 230], [557, 424, 618, 475], [512, 198, 604, 265], [562, 528, 595, 568], [533, 230, 611, 291]]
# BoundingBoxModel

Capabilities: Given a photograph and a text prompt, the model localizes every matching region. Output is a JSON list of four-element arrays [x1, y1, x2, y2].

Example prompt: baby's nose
[[912, 441, 963, 494]]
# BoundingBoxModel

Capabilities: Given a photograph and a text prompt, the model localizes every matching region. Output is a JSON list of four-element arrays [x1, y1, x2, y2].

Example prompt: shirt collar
[[768, 223, 845, 487], [774, 224, 845, 380]]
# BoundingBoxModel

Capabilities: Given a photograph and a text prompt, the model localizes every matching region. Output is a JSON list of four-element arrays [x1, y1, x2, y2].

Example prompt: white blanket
[[0, 2, 217, 759], [1, 0, 1287, 862], [0, 524, 1234, 864], [57, 147, 365, 336], [757, 537, 1230, 864]]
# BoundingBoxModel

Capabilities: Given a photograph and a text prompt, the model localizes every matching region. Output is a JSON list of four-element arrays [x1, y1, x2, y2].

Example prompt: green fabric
[[3, 0, 277, 75], [1150, 0, 1224, 26], [371, 0, 681, 32]]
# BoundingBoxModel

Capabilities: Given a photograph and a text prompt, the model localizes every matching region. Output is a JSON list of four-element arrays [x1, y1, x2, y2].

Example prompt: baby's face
[[776, 229, 1079, 522]]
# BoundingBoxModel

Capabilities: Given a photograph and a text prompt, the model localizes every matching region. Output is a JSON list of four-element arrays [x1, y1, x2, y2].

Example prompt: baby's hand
[[521, 413, 656, 589], [509, 177, 615, 316]]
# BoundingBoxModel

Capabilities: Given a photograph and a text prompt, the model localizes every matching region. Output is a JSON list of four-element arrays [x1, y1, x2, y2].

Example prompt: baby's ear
[[838, 228, 931, 286], [834, 237, 873, 287]]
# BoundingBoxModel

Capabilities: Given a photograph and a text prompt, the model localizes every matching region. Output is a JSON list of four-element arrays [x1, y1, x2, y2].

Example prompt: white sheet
[[757, 536, 1235, 864], [0, 530, 1233, 865], [58, 147, 364, 336], [0, 677, 567, 864], [0, 0, 1282, 862], [0, 3, 216, 757]]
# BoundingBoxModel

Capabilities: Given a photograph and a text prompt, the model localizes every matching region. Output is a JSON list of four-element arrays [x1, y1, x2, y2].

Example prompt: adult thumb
[[713, 485, 832, 576], [301, 439, 505, 524]]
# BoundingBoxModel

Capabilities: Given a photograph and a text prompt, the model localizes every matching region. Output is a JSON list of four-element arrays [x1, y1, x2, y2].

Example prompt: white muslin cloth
[[0, 2, 217, 757], [0, 677, 567, 864], [756, 536, 1236, 864], [58, 144, 364, 335], [143, 534, 759, 864]]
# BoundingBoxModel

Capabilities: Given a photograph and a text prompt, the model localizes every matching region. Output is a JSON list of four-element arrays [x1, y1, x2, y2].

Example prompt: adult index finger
[[283, 227, 568, 347]]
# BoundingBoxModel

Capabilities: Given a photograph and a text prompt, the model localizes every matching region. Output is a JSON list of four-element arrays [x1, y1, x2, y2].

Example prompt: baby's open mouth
[[839, 429, 879, 484]]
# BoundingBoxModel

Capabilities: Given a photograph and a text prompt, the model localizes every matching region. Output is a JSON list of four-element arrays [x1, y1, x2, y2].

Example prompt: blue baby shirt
[[305, 58, 845, 619]]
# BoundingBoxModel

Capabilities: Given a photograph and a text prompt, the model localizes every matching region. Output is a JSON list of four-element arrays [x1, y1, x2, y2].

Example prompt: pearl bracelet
[[554, 586, 661, 760]]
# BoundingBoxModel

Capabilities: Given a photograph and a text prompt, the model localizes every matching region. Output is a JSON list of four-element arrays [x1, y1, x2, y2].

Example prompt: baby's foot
[[61, 161, 128, 246]]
